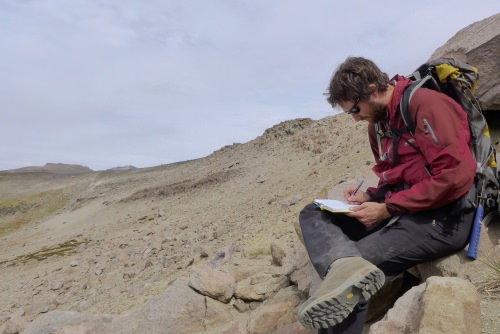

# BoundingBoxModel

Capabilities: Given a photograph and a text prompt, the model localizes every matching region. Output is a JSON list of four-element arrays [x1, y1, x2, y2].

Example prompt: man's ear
[[368, 84, 378, 97]]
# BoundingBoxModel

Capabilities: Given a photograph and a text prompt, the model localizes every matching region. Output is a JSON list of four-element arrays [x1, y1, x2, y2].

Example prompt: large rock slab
[[114, 277, 232, 333], [23, 278, 233, 334], [430, 13, 500, 110], [418, 276, 481, 334], [188, 264, 236, 303], [369, 276, 481, 334]]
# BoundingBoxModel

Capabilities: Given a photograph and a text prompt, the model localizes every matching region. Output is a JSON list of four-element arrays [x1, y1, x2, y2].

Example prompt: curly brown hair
[[325, 57, 390, 108]]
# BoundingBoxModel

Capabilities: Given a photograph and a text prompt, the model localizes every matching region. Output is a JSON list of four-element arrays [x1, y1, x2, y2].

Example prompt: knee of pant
[[295, 203, 318, 245], [297, 204, 318, 238], [299, 203, 319, 225], [300, 202, 318, 215]]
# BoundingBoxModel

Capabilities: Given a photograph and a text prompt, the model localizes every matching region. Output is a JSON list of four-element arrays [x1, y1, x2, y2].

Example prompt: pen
[[351, 179, 364, 197]]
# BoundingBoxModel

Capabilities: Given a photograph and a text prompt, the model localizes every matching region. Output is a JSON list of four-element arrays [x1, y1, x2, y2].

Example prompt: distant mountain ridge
[[4, 163, 93, 175]]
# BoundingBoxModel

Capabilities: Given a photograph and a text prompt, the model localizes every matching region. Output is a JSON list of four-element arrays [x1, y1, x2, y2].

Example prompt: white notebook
[[313, 199, 359, 213]]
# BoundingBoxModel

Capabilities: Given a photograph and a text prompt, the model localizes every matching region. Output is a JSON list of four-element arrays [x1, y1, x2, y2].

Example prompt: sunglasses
[[347, 98, 361, 115]]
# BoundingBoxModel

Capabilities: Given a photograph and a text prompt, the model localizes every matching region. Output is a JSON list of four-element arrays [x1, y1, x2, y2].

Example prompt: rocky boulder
[[430, 13, 500, 110], [369, 276, 481, 334]]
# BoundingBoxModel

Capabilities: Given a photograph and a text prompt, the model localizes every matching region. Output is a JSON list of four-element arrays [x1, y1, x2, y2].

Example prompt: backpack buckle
[[377, 129, 392, 138]]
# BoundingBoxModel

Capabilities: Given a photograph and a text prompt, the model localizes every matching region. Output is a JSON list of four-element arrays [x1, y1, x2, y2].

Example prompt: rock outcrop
[[430, 13, 500, 110], [15, 234, 494, 334], [368, 277, 481, 334]]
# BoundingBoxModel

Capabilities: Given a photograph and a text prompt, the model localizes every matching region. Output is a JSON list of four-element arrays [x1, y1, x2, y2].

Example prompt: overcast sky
[[1, 1, 499, 171]]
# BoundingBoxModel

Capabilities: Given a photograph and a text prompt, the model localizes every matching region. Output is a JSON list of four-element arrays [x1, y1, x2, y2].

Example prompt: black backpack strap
[[390, 128, 405, 165], [391, 128, 425, 163], [392, 78, 438, 175], [378, 77, 440, 167]]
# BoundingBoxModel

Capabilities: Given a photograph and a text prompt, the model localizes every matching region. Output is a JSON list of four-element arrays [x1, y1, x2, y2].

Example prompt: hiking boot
[[297, 256, 385, 329]]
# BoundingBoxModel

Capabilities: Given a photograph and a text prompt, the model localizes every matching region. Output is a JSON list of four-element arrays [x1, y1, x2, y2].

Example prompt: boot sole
[[298, 266, 384, 329]]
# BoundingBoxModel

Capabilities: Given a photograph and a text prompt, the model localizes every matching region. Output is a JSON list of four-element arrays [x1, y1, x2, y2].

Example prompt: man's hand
[[346, 202, 391, 228], [343, 188, 370, 204]]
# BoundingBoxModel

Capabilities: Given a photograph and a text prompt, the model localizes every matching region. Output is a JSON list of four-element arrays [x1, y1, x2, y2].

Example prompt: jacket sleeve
[[385, 88, 477, 212]]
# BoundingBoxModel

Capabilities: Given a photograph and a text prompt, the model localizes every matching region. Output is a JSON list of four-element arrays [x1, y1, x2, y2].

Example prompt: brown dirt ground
[[0, 113, 498, 332]]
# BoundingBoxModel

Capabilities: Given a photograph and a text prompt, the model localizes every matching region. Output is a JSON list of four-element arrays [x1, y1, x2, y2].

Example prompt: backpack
[[398, 58, 499, 259]]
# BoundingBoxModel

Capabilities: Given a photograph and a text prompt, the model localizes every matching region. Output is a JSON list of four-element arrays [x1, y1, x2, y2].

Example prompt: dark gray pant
[[299, 203, 474, 334]]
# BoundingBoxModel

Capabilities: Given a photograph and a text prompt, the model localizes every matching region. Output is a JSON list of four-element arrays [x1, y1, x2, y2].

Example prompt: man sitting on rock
[[297, 56, 476, 333]]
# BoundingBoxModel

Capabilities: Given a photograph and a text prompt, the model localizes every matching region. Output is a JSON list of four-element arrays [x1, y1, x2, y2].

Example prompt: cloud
[[1, 1, 499, 170]]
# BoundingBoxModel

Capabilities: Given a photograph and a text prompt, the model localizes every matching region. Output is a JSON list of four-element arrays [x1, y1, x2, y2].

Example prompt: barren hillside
[[1, 111, 500, 333], [0, 114, 373, 322]]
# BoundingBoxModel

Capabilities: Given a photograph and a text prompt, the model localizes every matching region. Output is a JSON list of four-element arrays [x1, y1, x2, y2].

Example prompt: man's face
[[340, 98, 386, 124]]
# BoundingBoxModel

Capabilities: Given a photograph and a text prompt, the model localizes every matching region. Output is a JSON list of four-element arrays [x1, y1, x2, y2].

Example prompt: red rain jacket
[[366, 75, 476, 213]]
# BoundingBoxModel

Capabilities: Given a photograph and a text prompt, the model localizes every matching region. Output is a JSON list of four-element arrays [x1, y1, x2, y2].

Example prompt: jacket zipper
[[423, 119, 438, 143]]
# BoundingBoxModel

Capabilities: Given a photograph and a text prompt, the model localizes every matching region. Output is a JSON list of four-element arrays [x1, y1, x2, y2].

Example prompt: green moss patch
[[0, 189, 69, 237], [0, 239, 89, 266]]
